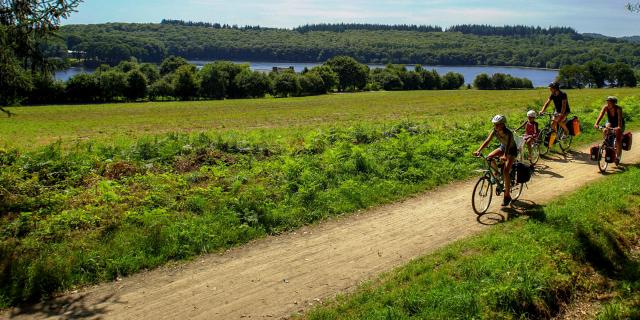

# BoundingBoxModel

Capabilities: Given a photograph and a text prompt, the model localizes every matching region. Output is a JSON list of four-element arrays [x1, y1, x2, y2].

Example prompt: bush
[[272, 71, 301, 97]]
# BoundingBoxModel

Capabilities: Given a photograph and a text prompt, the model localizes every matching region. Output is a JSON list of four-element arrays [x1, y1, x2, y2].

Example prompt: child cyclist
[[474, 115, 518, 206], [516, 110, 539, 163]]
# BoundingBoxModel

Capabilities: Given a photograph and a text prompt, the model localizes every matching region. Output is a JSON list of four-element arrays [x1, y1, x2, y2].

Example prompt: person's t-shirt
[[549, 91, 570, 114]]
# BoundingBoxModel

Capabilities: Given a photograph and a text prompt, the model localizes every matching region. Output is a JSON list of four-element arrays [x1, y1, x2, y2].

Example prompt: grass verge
[[303, 166, 640, 320]]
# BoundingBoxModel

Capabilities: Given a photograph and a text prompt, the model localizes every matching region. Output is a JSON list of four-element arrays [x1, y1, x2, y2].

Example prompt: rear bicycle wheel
[[472, 176, 493, 215], [558, 127, 573, 152], [522, 142, 540, 165], [598, 144, 608, 173]]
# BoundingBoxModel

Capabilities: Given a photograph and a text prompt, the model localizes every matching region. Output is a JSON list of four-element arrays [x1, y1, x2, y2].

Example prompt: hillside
[[53, 23, 640, 68]]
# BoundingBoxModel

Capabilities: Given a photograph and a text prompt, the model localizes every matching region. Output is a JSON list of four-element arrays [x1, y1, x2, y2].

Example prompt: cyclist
[[539, 82, 571, 141], [474, 115, 518, 206], [594, 96, 625, 164], [516, 110, 539, 163]]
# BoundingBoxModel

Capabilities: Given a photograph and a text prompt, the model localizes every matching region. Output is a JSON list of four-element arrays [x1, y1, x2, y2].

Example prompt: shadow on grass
[[8, 293, 121, 320]]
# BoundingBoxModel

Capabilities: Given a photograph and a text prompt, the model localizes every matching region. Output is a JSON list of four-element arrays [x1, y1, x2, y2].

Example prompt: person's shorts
[[499, 144, 518, 157]]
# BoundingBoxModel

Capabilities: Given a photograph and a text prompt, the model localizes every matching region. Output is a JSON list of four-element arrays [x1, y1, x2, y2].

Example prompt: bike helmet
[[527, 110, 537, 118], [548, 82, 560, 89], [606, 96, 618, 103], [491, 114, 506, 124]]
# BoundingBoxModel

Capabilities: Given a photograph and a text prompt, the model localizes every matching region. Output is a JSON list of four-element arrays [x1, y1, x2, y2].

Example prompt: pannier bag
[[622, 132, 632, 151], [590, 145, 599, 161], [604, 147, 616, 163], [566, 116, 581, 136], [515, 162, 532, 183], [543, 131, 556, 148]]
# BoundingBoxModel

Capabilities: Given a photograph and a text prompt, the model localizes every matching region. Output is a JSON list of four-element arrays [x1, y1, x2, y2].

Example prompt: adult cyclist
[[474, 115, 518, 206], [539, 82, 571, 141], [594, 96, 625, 164]]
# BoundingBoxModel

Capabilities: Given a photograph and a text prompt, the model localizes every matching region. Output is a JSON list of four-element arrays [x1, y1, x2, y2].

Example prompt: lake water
[[55, 61, 558, 87]]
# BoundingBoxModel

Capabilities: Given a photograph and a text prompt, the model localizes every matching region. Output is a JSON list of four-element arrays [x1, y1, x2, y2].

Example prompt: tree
[[1, 0, 82, 115], [125, 69, 148, 101], [473, 73, 493, 89], [149, 76, 174, 101], [441, 72, 464, 90], [172, 64, 199, 100], [98, 69, 127, 101], [140, 63, 160, 84], [234, 70, 271, 98], [325, 56, 369, 91], [556, 64, 587, 89], [608, 62, 637, 87], [584, 60, 608, 88], [419, 69, 441, 90], [199, 63, 230, 99], [370, 69, 403, 91], [299, 72, 325, 95], [272, 71, 301, 97], [160, 55, 189, 75], [66, 73, 101, 102], [627, 2, 640, 12], [308, 65, 338, 93]]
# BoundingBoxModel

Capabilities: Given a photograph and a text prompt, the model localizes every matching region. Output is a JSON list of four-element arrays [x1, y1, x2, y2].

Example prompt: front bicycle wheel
[[598, 144, 608, 173], [558, 128, 573, 152], [472, 176, 493, 215], [522, 142, 540, 165]]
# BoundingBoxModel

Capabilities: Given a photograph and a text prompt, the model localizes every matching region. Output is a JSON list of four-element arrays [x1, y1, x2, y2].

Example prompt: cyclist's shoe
[[501, 196, 512, 207], [495, 185, 503, 196]]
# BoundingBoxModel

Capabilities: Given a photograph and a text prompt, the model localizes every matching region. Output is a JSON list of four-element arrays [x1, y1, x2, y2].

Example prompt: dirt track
[[6, 134, 640, 320]]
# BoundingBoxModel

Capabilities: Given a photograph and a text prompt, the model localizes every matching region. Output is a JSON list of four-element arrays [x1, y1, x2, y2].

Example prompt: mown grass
[[2, 88, 638, 150], [0, 90, 638, 308], [303, 166, 640, 320]]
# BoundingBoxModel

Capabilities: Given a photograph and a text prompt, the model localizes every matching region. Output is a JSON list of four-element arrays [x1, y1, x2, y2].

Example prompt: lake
[[55, 61, 558, 87]]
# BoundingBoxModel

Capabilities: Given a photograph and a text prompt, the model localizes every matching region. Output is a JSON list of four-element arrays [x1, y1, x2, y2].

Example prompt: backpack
[[515, 162, 532, 183]]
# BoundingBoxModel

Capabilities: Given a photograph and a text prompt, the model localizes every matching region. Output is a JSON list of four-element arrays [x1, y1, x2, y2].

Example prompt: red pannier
[[622, 132, 632, 151], [605, 147, 616, 163], [590, 145, 599, 161]]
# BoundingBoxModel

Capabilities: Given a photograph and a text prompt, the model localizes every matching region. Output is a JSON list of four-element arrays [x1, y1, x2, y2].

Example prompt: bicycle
[[515, 132, 540, 165], [471, 153, 524, 215], [595, 126, 622, 173], [537, 112, 573, 156]]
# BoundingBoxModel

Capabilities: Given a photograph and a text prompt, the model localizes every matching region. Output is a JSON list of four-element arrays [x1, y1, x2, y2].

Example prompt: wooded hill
[[51, 22, 640, 68]]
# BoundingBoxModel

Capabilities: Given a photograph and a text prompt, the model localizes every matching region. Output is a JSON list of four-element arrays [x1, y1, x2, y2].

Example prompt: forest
[[51, 23, 640, 69]]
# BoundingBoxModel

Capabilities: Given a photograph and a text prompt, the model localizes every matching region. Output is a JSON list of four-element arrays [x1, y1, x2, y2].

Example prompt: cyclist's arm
[[515, 121, 526, 131], [593, 106, 606, 128], [540, 98, 551, 113], [475, 131, 495, 154], [617, 107, 623, 129]]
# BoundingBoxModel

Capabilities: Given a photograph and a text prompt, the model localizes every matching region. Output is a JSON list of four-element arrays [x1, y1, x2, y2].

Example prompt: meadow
[[1, 88, 639, 307]]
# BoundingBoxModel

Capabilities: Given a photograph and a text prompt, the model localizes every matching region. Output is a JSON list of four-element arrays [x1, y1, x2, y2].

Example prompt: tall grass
[[0, 93, 638, 307], [304, 166, 640, 319]]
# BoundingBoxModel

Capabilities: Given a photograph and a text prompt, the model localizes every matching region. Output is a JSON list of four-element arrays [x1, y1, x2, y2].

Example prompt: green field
[[1, 88, 639, 307], [304, 166, 640, 320], [3, 88, 639, 149]]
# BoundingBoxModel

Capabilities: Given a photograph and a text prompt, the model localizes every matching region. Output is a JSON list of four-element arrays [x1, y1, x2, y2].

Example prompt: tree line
[[18, 56, 477, 105], [472, 73, 534, 90], [52, 23, 640, 69], [556, 61, 638, 88]]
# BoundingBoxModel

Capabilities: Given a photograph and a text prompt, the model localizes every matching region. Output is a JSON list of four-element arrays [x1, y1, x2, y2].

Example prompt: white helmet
[[527, 110, 537, 118], [491, 114, 506, 124]]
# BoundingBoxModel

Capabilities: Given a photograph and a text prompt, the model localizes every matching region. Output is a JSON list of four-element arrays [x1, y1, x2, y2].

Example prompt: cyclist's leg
[[614, 127, 623, 161], [488, 147, 504, 176], [503, 154, 515, 201], [557, 113, 569, 137]]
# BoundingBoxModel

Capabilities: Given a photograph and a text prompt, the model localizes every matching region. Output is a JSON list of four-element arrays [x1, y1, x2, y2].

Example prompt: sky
[[63, 0, 640, 37]]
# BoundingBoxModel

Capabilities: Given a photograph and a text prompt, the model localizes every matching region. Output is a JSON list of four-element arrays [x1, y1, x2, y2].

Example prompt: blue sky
[[64, 0, 639, 37]]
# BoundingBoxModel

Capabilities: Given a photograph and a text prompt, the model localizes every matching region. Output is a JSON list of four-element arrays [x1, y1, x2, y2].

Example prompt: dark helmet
[[548, 82, 560, 89]]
